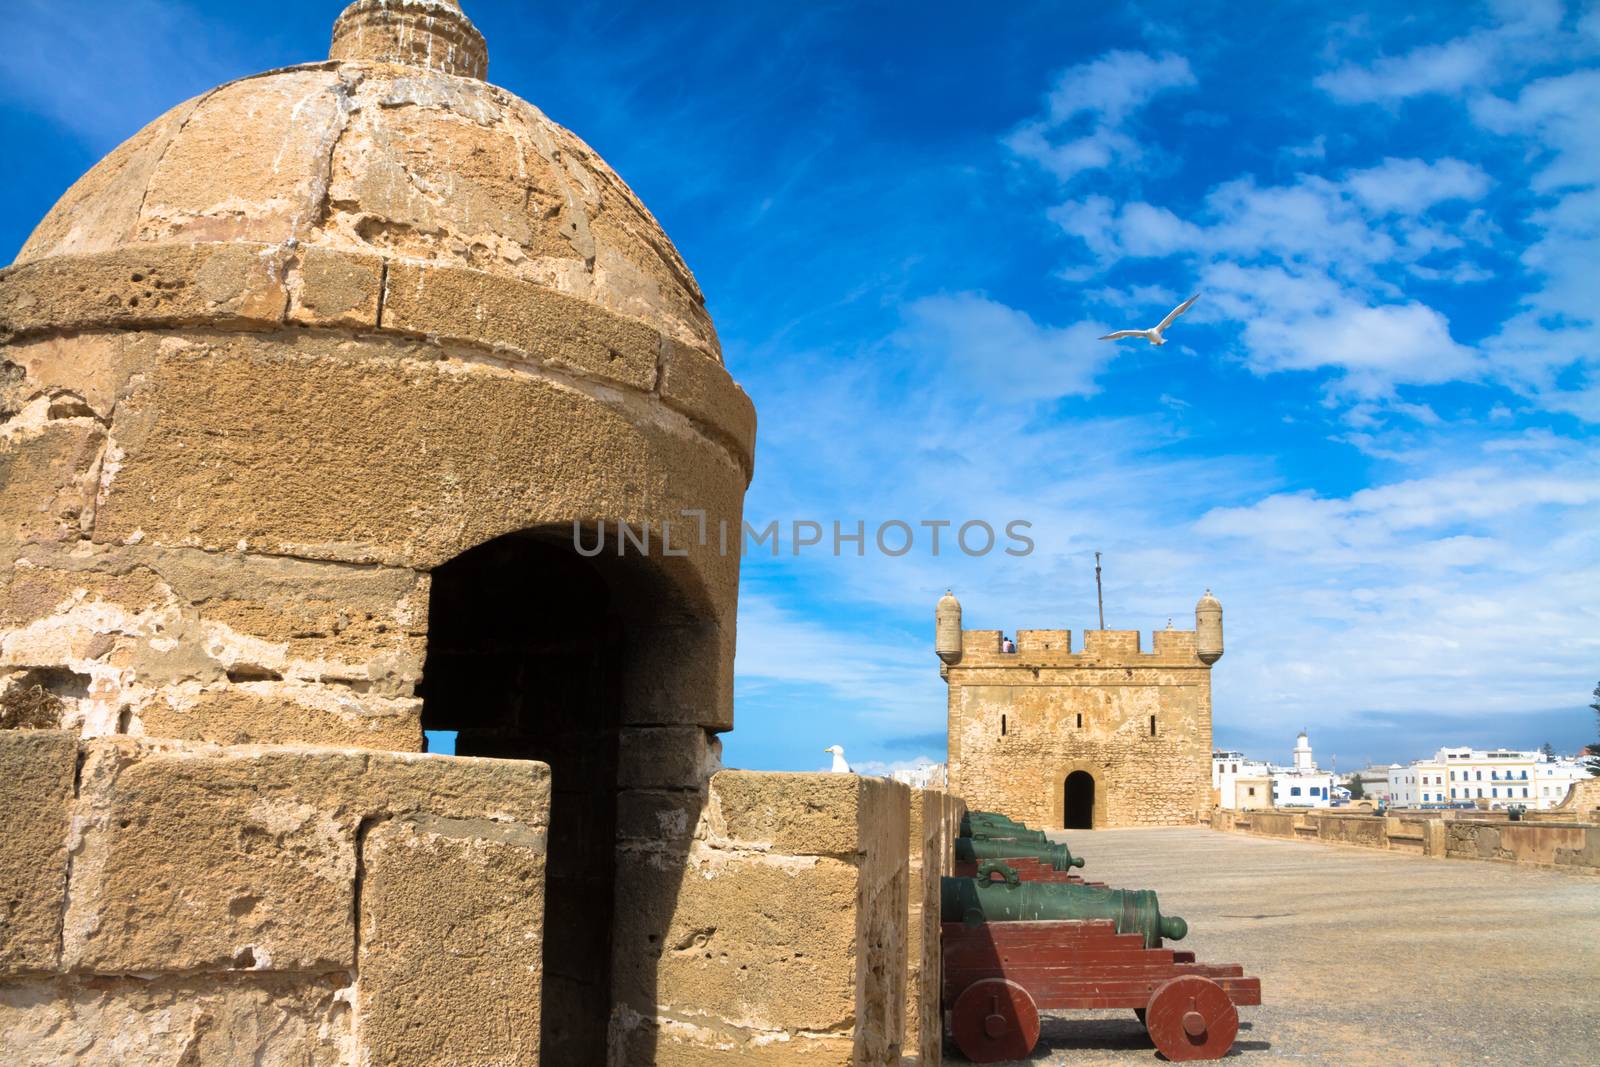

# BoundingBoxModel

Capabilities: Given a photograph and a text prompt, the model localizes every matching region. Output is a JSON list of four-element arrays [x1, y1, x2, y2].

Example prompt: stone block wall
[[1552, 775, 1600, 816], [1215, 807, 1600, 872], [628, 771, 912, 1065], [946, 629, 1214, 828], [904, 787, 964, 1067], [0, 732, 550, 1065], [1444, 819, 1600, 868]]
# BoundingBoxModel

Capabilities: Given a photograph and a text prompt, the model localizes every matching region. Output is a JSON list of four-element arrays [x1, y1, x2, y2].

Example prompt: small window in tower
[[1149, 714, 1157, 736], [1076, 712, 1083, 728], [1001, 714, 1007, 737]]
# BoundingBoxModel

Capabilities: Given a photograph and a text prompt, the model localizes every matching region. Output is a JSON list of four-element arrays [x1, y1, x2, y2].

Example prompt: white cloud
[[1203, 263, 1479, 394], [1314, 1, 1575, 105], [1471, 69, 1600, 192], [1044, 160, 1490, 398], [1316, 38, 1496, 102], [1344, 157, 1493, 214], [896, 293, 1118, 400], [1469, 71, 1600, 416], [733, 593, 934, 727], [1281, 135, 1328, 162], [1307, 12, 1600, 419], [1189, 444, 1600, 722], [1005, 51, 1196, 182], [1053, 159, 1489, 272]]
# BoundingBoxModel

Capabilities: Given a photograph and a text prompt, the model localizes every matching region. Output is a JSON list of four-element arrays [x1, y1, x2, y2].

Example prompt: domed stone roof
[[15, 0, 718, 356]]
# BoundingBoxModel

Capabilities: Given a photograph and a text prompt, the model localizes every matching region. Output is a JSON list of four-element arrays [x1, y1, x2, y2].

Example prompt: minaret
[[1195, 589, 1223, 664], [936, 589, 963, 664], [1294, 730, 1314, 773]]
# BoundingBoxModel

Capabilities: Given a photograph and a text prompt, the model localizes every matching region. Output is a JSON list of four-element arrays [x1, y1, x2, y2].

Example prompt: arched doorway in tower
[[418, 525, 718, 1065], [1064, 770, 1095, 829]]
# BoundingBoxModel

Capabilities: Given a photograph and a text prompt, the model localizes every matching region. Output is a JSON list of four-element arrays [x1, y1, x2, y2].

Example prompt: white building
[[890, 762, 947, 789], [1268, 731, 1336, 808], [1212, 750, 1273, 809], [1387, 758, 1449, 807], [1348, 765, 1394, 803], [1387, 747, 1586, 810], [1534, 756, 1588, 808]]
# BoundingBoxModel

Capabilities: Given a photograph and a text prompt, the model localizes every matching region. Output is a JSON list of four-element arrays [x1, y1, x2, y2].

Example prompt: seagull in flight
[[1099, 294, 1199, 346]]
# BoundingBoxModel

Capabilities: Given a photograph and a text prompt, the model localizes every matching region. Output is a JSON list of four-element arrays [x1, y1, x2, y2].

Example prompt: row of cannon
[[939, 809, 1261, 1062]]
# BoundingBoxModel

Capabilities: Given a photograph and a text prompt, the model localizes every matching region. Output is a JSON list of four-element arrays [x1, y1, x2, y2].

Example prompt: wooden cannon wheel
[[950, 978, 1041, 1063], [1144, 975, 1239, 1061]]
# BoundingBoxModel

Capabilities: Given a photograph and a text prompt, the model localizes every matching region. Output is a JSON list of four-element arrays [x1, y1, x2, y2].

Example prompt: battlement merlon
[[933, 589, 1223, 670]]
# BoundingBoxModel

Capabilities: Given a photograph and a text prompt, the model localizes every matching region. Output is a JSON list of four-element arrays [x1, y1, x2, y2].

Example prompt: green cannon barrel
[[962, 810, 1029, 827], [973, 826, 1052, 844], [941, 874, 1187, 948], [961, 811, 1031, 836], [956, 836, 1085, 870], [962, 816, 1053, 844]]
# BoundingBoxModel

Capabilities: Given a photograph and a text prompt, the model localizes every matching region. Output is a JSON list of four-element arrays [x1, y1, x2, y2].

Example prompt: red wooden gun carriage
[[940, 858, 1261, 1062]]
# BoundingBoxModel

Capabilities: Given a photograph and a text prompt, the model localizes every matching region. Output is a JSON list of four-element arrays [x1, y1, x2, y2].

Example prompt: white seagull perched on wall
[[824, 745, 853, 773], [1098, 293, 1199, 346]]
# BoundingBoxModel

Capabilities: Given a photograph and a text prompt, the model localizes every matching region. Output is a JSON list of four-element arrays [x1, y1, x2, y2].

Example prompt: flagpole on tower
[[1095, 551, 1105, 630]]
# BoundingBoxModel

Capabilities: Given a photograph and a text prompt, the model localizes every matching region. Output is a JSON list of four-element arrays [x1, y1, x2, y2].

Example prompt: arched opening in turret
[[419, 525, 718, 1064], [1064, 770, 1096, 830]]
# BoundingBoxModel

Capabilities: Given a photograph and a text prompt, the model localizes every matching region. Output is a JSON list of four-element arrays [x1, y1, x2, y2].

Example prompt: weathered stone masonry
[[939, 590, 1224, 829], [0, 2, 948, 1063]]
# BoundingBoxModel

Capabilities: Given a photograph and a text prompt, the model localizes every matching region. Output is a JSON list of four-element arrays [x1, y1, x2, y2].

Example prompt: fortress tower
[[937, 589, 1224, 828]]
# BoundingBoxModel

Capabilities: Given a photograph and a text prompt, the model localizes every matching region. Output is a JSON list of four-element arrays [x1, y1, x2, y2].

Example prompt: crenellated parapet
[[934, 590, 1224, 672]]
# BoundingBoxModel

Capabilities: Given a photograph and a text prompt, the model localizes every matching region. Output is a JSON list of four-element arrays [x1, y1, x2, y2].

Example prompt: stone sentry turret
[[1196, 588, 1224, 664], [0, 2, 798, 1064], [939, 589, 1225, 828]]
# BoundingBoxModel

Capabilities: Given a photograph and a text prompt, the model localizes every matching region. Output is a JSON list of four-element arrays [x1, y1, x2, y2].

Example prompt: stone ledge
[[0, 244, 754, 478], [1210, 806, 1600, 872]]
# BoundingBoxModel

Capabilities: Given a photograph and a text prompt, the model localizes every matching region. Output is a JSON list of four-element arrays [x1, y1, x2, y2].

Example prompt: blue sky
[[5, 1, 1597, 772]]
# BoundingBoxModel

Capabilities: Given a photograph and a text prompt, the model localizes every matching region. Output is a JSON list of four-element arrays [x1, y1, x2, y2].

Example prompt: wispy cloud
[[1314, 0, 1573, 103], [1004, 50, 1196, 182], [0, 0, 249, 147], [895, 293, 1116, 400], [1044, 159, 1492, 398]]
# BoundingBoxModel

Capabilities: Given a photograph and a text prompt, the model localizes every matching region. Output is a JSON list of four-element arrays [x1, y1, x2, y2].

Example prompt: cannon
[[962, 809, 1026, 829], [971, 825, 1053, 844], [954, 853, 1105, 885], [943, 866, 1185, 948], [941, 863, 1262, 1063], [955, 836, 1084, 871], [961, 811, 1042, 838]]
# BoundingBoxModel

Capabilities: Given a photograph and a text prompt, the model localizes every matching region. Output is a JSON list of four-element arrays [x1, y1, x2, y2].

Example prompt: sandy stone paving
[[949, 827, 1600, 1066]]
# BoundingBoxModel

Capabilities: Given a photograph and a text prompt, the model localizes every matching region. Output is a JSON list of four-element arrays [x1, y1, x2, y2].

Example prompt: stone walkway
[[954, 826, 1600, 1065]]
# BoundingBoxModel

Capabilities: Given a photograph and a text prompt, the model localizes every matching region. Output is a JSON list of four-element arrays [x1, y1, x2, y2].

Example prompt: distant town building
[[1535, 757, 1588, 807], [1212, 750, 1274, 809], [1386, 758, 1449, 807], [1269, 732, 1336, 808], [1212, 733, 1336, 809], [891, 763, 948, 789], [1348, 765, 1393, 802], [1387, 747, 1588, 810]]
